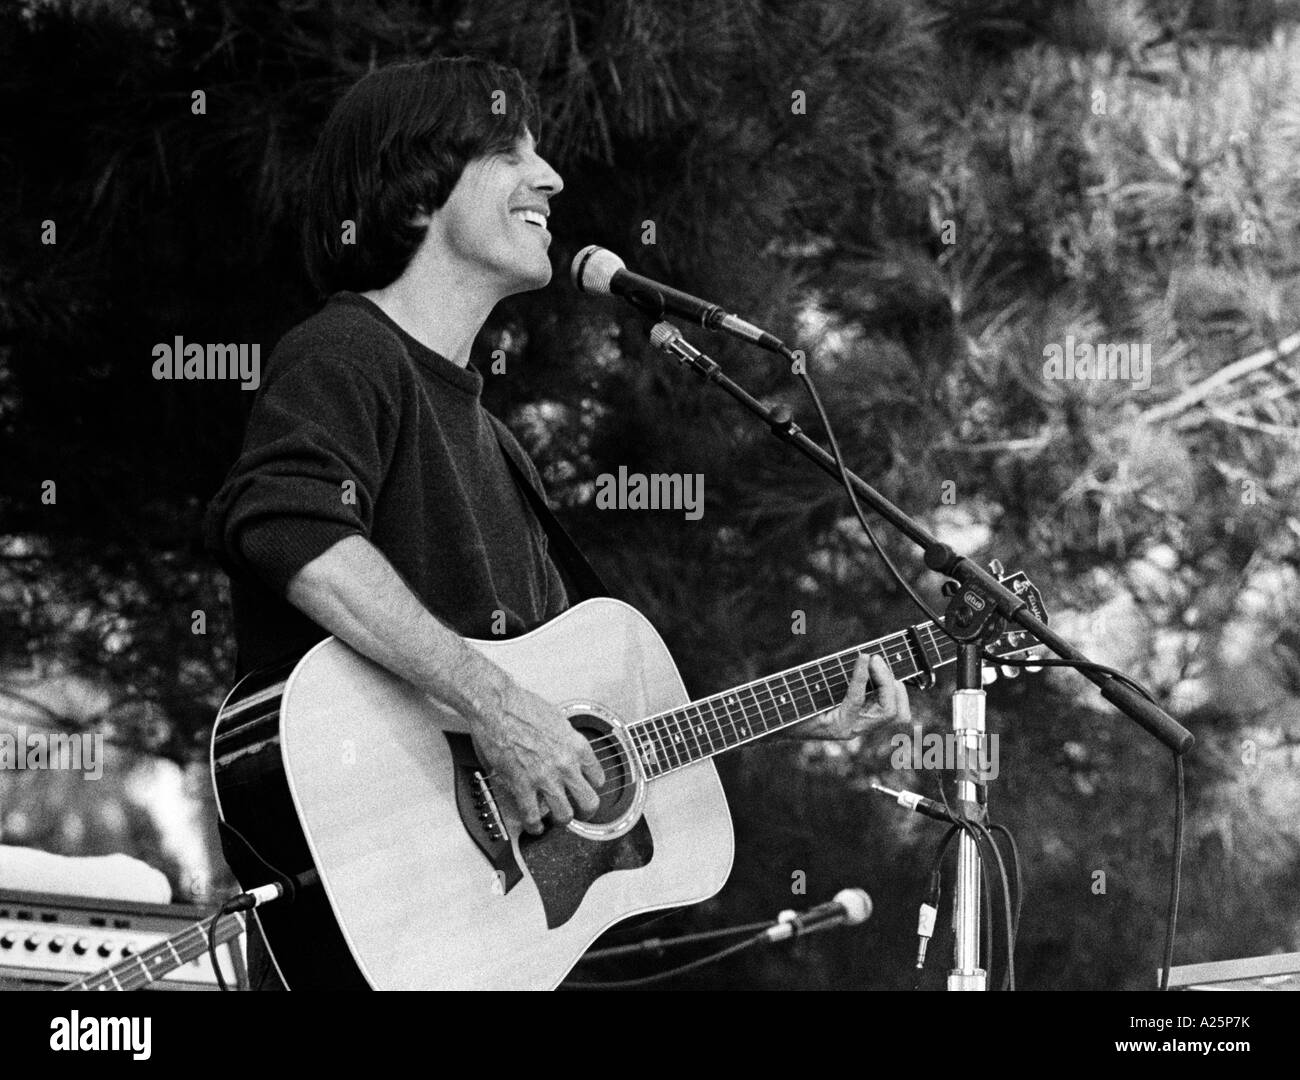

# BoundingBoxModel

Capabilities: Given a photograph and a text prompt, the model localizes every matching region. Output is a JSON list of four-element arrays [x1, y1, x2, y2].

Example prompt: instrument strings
[[481, 632, 1030, 808]]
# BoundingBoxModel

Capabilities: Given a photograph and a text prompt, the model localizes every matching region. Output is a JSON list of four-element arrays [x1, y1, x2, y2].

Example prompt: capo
[[906, 625, 936, 690]]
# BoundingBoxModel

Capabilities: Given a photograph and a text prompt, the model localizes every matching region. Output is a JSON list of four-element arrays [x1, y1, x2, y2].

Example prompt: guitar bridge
[[445, 733, 523, 895], [471, 770, 507, 842]]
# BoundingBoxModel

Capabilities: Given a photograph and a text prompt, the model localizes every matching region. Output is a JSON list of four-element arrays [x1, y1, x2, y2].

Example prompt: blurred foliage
[[1, 0, 1299, 988]]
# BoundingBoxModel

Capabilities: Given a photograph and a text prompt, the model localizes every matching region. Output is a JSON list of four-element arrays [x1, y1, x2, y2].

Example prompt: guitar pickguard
[[520, 817, 654, 929], [447, 718, 655, 929]]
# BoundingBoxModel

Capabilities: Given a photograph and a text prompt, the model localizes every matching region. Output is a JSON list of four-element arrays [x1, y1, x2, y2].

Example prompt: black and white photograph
[[0, 0, 1297, 1055]]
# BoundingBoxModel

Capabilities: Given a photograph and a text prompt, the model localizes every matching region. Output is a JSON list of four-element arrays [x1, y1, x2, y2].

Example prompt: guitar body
[[211, 598, 734, 990]]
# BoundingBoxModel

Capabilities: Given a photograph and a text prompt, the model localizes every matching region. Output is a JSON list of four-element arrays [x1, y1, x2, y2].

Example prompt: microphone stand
[[949, 641, 989, 989], [639, 317, 1194, 990]]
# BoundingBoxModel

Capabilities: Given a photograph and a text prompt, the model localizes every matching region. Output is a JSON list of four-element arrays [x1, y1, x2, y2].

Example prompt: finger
[[512, 785, 545, 835], [893, 677, 912, 726], [575, 736, 606, 790], [868, 654, 907, 723], [844, 652, 873, 706], [565, 773, 602, 820], [866, 654, 893, 700], [538, 778, 575, 826]]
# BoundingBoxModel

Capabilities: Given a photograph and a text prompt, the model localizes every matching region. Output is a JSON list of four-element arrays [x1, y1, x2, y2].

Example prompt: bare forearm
[[283, 534, 604, 830], [284, 535, 506, 718]]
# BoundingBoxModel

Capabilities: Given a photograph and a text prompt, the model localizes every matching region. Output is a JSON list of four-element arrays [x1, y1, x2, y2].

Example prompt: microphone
[[571, 245, 787, 353], [765, 888, 874, 942]]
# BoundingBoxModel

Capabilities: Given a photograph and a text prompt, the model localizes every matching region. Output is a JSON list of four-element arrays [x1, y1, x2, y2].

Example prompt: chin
[[507, 261, 553, 294]]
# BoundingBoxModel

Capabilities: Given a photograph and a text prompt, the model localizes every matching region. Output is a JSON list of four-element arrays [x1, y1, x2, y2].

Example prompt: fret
[[630, 721, 662, 777], [131, 953, 153, 985], [936, 625, 954, 662], [707, 696, 738, 748], [766, 674, 800, 731], [753, 678, 783, 734], [828, 653, 854, 705], [718, 693, 745, 746], [736, 684, 766, 741], [784, 670, 816, 721], [688, 702, 717, 758], [109, 971, 123, 991], [670, 712, 691, 764], [911, 625, 946, 682], [807, 660, 839, 712], [736, 683, 763, 739], [662, 711, 687, 764], [638, 715, 665, 770], [681, 704, 706, 763], [647, 716, 675, 772], [654, 714, 683, 769], [166, 939, 185, 968], [627, 601, 1031, 782], [889, 634, 920, 675], [936, 627, 956, 665], [791, 664, 821, 716]]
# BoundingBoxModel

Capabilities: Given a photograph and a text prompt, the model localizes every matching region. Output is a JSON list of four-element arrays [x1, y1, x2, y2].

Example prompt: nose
[[531, 151, 564, 197]]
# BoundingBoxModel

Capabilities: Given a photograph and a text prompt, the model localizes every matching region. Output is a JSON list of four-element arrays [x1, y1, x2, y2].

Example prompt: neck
[[628, 619, 964, 778], [61, 912, 245, 991], [362, 257, 501, 367]]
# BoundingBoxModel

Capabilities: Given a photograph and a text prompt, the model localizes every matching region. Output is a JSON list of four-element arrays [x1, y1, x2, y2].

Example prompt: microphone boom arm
[[646, 322, 1193, 755]]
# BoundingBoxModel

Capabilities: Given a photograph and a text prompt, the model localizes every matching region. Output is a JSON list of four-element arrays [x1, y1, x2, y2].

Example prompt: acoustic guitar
[[210, 573, 1045, 989]]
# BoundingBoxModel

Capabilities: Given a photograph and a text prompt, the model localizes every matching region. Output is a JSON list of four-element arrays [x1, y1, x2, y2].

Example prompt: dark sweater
[[204, 291, 568, 675]]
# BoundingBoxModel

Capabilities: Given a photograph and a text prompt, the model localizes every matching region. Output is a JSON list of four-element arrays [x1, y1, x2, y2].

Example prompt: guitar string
[[510, 628, 1026, 789], [478, 665, 870, 805], [75, 917, 237, 990], [575, 624, 944, 768], [487, 625, 1011, 782], [479, 636, 1035, 807], [518, 639, 1036, 805], [565, 622, 979, 770], [487, 630, 923, 780], [494, 638, 1034, 809]]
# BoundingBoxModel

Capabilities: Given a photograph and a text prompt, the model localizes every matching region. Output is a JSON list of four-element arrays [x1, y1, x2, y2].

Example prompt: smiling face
[[426, 129, 563, 296]]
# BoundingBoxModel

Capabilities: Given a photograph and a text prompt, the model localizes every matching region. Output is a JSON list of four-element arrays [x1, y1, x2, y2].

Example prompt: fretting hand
[[796, 653, 911, 739]]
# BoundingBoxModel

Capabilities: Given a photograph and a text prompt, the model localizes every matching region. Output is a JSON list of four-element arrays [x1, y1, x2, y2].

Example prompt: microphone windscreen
[[571, 245, 626, 295], [834, 887, 874, 925]]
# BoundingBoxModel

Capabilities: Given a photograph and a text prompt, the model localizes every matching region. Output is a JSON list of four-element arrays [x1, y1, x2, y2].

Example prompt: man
[[205, 55, 909, 986]]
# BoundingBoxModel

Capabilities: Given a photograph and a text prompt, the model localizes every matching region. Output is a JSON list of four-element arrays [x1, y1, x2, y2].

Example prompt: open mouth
[[512, 209, 549, 231]]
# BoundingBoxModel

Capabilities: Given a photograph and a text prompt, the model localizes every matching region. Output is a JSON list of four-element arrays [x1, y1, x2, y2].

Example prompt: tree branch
[[1138, 330, 1300, 425]]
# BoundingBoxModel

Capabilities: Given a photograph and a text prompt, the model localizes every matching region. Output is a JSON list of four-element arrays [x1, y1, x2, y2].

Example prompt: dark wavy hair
[[302, 56, 540, 295]]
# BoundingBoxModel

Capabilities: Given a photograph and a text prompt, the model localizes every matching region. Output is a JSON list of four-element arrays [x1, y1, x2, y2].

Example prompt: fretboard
[[60, 912, 244, 991], [628, 620, 959, 778]]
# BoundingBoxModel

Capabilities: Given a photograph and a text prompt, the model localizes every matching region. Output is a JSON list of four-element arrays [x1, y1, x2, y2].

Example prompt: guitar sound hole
[[570, 715, 633, 826]]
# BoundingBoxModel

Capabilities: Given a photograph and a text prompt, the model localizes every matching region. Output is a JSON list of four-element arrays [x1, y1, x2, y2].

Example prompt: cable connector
[[915, 870, 942, 972], [871, 781, 955, 824]]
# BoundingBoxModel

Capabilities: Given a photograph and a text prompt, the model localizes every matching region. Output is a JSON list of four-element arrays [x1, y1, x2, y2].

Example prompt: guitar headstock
[[987, 567, 1049, 678]]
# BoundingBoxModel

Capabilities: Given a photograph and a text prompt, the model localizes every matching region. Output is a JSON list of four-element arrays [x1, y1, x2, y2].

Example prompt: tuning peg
[[988, 558, 1004, 577], [982, 665, 999, 686], [1000, 664, 1021, 679]]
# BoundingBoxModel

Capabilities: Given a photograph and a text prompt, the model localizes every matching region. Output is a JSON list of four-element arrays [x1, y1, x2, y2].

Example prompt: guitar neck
[[60, 911, 245, 991], [628, 618, 966, 779]]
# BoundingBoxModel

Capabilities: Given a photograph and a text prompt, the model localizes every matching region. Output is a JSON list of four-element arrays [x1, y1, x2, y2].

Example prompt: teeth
[[515, 209, 547, 229]]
